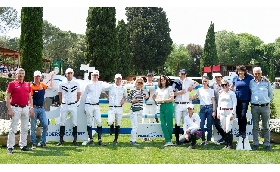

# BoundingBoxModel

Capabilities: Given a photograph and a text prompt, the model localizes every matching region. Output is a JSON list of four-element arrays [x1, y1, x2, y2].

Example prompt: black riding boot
[[97, 126, 106, 146], [114, 125, 120, 142], [109, 123, 114, 135], [56, 126, 65, 146], [73, 126, 78, 146], [175, 124, 180, 145], [227, 131, 233, 149], [223, 131, 229, 149]]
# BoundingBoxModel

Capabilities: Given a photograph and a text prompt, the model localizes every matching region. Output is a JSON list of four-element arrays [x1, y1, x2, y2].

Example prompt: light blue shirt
[[249, 77, 273, 104]]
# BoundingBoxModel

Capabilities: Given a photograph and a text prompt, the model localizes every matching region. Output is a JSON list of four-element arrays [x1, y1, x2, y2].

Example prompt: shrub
[[0, 77, 13, 92], [270, 99, 277, 119], [0, 91, 5, 101]]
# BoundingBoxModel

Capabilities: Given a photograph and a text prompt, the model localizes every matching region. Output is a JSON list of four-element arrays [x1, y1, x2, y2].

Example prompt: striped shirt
[[127, 89, 148, 110]]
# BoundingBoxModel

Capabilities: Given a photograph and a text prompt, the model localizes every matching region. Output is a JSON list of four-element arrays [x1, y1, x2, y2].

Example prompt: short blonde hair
[[221, 79, 229, 85], [134, 77, 144, 86]]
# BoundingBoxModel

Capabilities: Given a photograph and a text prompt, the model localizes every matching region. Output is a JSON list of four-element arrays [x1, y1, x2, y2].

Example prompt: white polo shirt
[[83, 81, 106, 104], [58, 79, 81, 104], [104, 84, 126, 106], [174, 77, 195, 102]]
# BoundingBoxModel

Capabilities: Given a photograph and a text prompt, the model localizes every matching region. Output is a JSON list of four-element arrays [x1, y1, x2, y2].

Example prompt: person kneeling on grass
[[179, 104, 202, 149]]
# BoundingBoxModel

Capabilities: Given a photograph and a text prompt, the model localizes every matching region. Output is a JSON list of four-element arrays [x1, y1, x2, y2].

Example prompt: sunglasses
[[67, 72, 73, 74], [203, 81, 208, 83], [221, 84, 228, 87], [137, 82, 143, 84]]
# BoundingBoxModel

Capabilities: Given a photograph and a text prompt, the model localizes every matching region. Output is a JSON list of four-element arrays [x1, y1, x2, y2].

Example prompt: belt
[[109, 106, 122, 107], [220, 108, 233, 110], [85, 103, 99, 105], [146, 104, 154, 105], [251, 103, 269, 107], [62, 102, 76, 105], [175, 102, 189, 104], [34, 105, 44, 108], [11, 104, 28, 108]]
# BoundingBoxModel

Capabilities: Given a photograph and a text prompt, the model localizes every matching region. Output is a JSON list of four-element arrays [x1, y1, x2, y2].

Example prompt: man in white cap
[[210, 72, 226, 144], [56, 68, 81, 146], [103, 73, 126, 145], [30, 70, 54, 149], [173, 69, 196, 145], [82, 70, 107, 146]]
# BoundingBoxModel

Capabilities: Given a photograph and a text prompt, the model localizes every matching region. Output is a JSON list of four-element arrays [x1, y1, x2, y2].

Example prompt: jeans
[[30, 107, 48, 144], [199, 105, 213, 141], [236, 100, 249, 134]]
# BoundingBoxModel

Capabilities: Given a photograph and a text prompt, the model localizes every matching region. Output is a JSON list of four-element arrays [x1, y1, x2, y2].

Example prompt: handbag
[[194, 129, 203, 138], [132, 106, 142, 112]]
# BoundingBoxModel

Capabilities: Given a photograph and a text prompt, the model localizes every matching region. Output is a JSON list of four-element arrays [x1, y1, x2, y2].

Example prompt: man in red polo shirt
[[6, 68, 35, 155]]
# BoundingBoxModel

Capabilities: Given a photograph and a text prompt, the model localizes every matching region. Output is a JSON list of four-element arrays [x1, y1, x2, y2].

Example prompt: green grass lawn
[[0, 90, 280, 164]]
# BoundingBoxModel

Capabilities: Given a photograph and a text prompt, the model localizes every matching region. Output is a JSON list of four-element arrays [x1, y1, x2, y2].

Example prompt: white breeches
[[220, 110, 234, 133], [85, 104, 102, 127], [59, 104, 77, 127], [107, 107, 123, 126], [174, 104, 188, 126]]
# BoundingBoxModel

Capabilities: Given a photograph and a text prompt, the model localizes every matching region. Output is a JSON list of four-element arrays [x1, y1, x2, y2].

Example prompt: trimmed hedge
[[0, 77, 13, 92]]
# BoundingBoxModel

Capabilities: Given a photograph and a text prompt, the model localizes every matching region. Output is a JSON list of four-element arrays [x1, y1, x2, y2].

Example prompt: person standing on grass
[[249, 67, 273, 151], [191, 76, 216, 146], [217, 79, 237, 149], [56, 68, 81, 146], [210, 73, 226, 144], [172, 69, 196, 145], [103, 74, 126, 146], [152, 75, 175, 147], [127, 77, 149, 146], [179, 103, 202, 149], [30, 70, 54, 149], [6, 68, 35, 154], [82, 70, 107, 146]]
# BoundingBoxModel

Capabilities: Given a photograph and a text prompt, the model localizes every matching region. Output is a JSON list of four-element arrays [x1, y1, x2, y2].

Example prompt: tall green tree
[[164, 44, 189, 76], [200, 21, 218, 77], [20, 7, 43, 81], [0, 7, 20, 34], [85, 7, 118, 81], [126, 7, 173, 74], [186, 43, 203, 76], [116, 19, 131, 78]]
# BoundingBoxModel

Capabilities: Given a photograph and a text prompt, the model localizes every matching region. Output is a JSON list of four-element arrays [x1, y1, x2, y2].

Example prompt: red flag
[[212, 65, 220, 72], [203, 66, 211, 73]]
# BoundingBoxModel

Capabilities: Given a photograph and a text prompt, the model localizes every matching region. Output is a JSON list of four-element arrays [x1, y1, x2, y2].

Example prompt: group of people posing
[[5, 65, 273, 155]]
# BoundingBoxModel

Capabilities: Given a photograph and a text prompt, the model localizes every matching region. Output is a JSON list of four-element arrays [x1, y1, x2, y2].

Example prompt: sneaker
[[217, 138, 225, 144], [31, 144, 37, 149], [175, 141, 182, 146], [200, 141, 206, 145], [222, 146, 228, 149], [7, 148, 13, 155], [98, 140, 106, 146], [142, 138, 147, 142], [148, 138, 153, 142], [227, 146, 232, 149], [164, 142, 174, 147], [201, 141, 209, 146], [56, 140, 64, 146], [251, 145, 259, 151], [265, 145, 272, 151], [130, 141, 140, 146], [89, 140, 94, 146], [113, 140, 118, 146], [39, 142, 47, 148], [21, 146, 31, 151], [187, 145, 195, 149]]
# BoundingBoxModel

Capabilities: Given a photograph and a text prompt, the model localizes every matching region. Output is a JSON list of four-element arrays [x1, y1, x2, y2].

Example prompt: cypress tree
[[20, 7, 43, 81]]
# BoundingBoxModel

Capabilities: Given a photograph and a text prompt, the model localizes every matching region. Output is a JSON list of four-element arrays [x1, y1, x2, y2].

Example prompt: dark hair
[[236, 65, 247, 75], [202, 76, 209, 80], [158, 75, 171, 88]]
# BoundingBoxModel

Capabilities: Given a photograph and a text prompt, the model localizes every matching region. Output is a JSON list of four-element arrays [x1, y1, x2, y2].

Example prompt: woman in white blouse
[[179, 103, 201, 149], [152, 75, 175, 146], [191, 76, 216, 146], [217, 79, 237, 149]]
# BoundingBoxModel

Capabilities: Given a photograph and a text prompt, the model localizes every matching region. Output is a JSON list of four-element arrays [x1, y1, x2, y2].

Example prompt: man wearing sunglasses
[[210, 73, 226, 145], [56, 68, 81, 146]]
